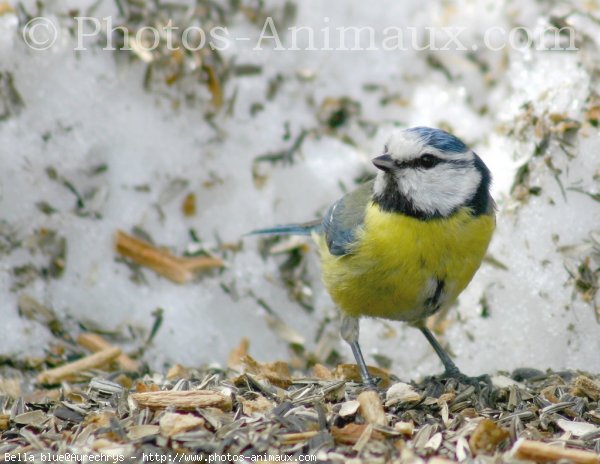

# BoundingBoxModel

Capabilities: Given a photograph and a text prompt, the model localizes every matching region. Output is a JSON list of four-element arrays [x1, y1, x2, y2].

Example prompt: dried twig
[[77, 333, 139, 372], [130, 390, 232, 411], [279, 431, 319, 445], [115, 230, 224, 284], [36, 347, 121, 384], [513, 439, 600, 464], [332, 423, 386, 445]]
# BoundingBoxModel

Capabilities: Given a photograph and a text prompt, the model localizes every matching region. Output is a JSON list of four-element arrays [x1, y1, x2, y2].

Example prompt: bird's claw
[[438, 369, 493, 390], [361, 376, 381, 390]]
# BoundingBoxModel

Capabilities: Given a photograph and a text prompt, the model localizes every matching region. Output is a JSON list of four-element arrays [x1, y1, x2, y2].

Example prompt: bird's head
[[372, 127, 492, 219]]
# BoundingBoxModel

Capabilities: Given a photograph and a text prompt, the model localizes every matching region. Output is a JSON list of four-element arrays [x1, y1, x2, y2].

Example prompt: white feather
[[374, 129, 481, 217]]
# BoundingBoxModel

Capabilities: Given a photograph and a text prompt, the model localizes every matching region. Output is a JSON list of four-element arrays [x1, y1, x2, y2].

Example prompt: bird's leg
[[419, 327, 491, 387], [340, 315, 375, 386], [419, 327, 461, 377]]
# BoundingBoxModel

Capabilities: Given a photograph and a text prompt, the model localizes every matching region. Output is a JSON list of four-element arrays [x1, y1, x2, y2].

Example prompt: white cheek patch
[[375, 129, 481, 216], [373, 173, 386, 197], [396, 163, 481, 216]]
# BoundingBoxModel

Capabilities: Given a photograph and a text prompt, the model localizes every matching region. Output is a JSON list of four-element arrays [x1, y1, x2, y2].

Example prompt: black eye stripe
[[418, 154, 439, 168], [394, 154, 442, 169]]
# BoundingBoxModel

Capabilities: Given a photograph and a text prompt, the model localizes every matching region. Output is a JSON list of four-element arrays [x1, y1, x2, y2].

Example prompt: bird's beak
[[372, 154, 395, 172]]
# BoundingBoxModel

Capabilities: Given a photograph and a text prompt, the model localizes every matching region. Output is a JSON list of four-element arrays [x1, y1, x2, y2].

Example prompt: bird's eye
[[418, 154, 439, 169]]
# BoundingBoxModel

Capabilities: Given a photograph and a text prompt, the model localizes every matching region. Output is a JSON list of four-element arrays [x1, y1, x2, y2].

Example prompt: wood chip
[[241, 354, 292, 388], [127, 424, 160, 441], [84, 411, 117, 430], [77, 333, 139, 372], [279, 431, 319, 445], [460, 407, 479, 419], [331, 423, 386, 445], [36, 347, 121, 384], [469, 418, 510, 455], [357, 390, 387, 426], [312, 363, 334, 380], [159, 412, 205, 437], [166, 363, 190, 380], [240, 394, 275, 415], [227, 338, 250, 370], [114, 230, 224, 284], [333, 364, 392, 388], [513, 439, 600, 464], [0, 377, 21, 398], [130, 390, 232, 411], [571, 375, 600, 401], [135, 381, 160, 393], [0, 414, 10, 431]]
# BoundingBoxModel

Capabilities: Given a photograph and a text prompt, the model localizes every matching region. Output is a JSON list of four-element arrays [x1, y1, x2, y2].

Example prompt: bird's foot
[[440, 368, 492, 389], [359, 375, 381, 390]]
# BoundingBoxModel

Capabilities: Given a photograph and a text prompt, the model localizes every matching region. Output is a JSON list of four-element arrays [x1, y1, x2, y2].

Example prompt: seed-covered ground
[[1, 337, 600, 463]]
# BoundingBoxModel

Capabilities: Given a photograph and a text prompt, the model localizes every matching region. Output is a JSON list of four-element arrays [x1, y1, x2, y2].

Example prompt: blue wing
[[249, 180, 374, 257], [248, 220, 322, 236], [322, 180, 374, 256]]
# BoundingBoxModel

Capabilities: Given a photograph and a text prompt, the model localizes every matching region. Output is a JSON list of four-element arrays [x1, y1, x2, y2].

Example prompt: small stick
[[312, 363, 334, 380], [357, 390, 387, 426], [115, 230, 224, 284], [513, 439, 600, 464], [353, 424, 374, 452], [130, 390, 232, 411], [227, 337, 249, 370], [332, 423, 386, 445], [279, 431, 319, 445], [36, 347, 121, 384], [77, 333, 139, 372]]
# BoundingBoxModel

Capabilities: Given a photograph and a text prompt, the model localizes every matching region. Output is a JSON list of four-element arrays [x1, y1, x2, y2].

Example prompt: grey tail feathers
[[247, 219, 321, 236]]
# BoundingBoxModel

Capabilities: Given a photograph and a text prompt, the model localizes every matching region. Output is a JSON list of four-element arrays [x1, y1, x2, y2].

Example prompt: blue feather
[[407, 127, 468, 153], [249, 181, 374, 255], [323, 180, 374, 256], [247, 221, 321, 236]]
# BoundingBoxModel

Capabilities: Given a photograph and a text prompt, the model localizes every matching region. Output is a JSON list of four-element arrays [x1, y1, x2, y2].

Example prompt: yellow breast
[[318, 202, 495, 322]]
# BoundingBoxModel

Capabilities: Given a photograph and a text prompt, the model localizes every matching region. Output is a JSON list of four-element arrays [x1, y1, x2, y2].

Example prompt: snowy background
[[0, 0, 598, 379]]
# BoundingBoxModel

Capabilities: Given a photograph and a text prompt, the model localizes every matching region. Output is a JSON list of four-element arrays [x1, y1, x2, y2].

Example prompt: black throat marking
[[372, 173, 439, 220], [372, 154, 492, 220]]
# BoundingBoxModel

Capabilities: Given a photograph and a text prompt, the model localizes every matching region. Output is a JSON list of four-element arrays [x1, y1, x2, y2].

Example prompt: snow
[[0, 0, 598, 378]]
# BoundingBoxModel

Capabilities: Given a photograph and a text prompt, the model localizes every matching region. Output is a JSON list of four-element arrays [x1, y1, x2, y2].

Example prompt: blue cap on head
[[407, 127, 468, 153]]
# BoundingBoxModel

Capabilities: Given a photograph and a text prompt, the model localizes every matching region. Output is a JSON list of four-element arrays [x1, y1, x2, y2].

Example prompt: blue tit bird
[[251, 127, 495, 385]]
